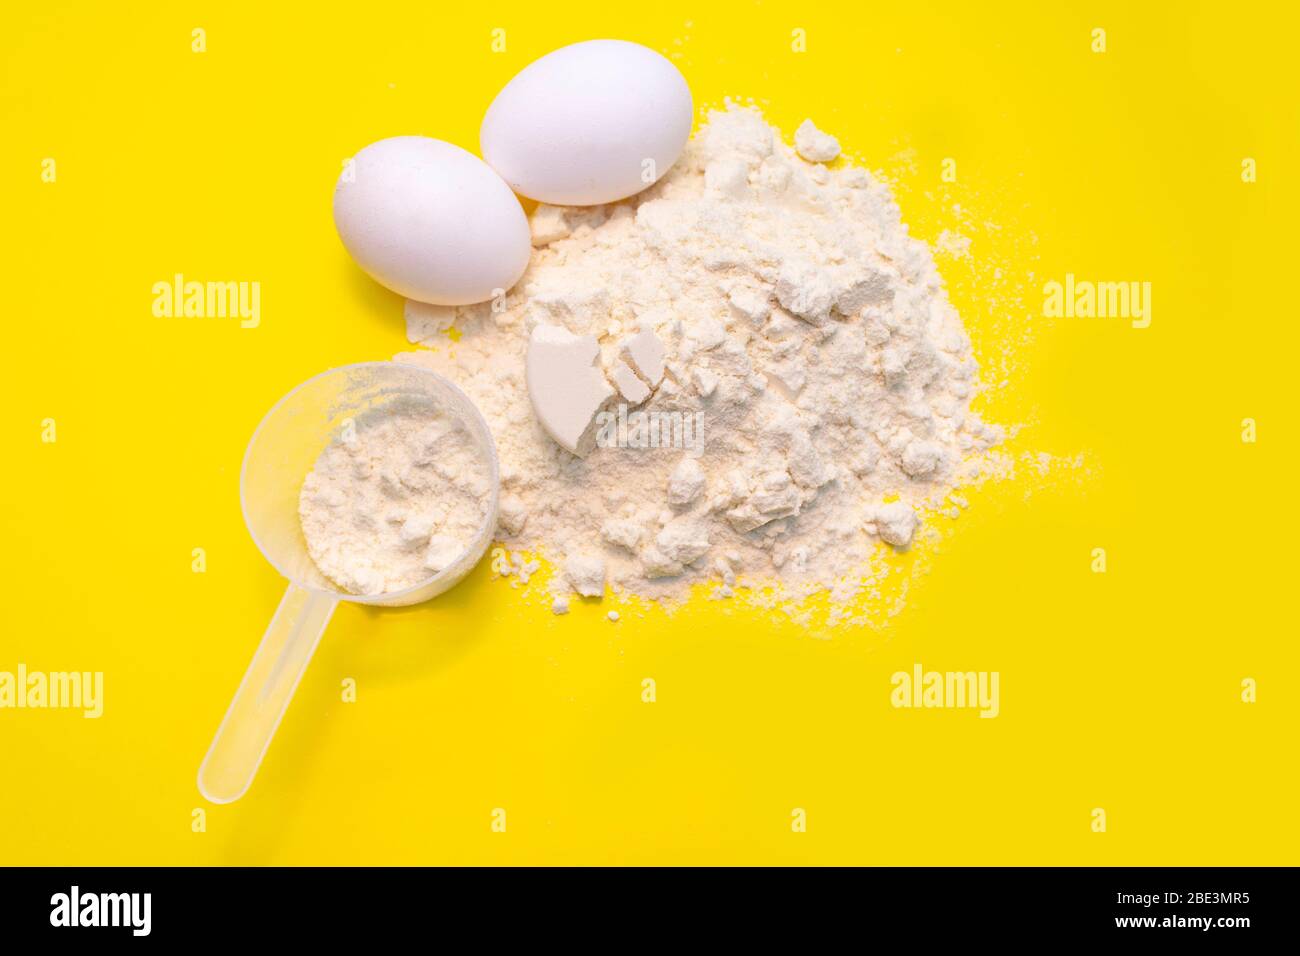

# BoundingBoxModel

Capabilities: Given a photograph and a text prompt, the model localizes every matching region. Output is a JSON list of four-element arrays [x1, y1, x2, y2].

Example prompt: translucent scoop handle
[[198, 583, 337, 804]]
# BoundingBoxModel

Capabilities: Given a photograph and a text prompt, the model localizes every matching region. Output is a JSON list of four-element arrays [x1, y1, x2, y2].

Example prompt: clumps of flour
[[396, 104, 1004, 613], [298, 401, 492, 595]]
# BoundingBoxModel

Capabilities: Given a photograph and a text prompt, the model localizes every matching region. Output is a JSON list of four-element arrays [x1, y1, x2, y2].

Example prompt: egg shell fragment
[[525, 323, 615, 457]]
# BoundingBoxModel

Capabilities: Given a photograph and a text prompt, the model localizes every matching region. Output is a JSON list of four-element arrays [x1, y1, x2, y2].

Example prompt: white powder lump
[[405, 300, 456, 347], [298, 402, 492, 595], [395, 104, 1002, 613], [530, 204, 571, 246], [497, 493, 528, 536], [667, 457, 706, 506], [601, 517, 643, 552], [564, 552, 606, 597], [794, 119, 841, 163], [871, 501, 919, 549]]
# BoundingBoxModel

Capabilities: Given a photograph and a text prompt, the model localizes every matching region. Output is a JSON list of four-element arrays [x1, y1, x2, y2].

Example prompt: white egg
[[481, 39, 693, 206], [333, 137, 531, 306]]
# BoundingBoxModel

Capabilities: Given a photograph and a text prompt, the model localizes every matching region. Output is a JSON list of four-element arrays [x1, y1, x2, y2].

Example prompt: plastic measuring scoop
[[197, 361, 500, 804]]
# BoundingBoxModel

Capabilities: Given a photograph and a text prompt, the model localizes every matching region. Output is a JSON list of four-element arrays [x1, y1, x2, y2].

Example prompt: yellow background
[[2, 1, 1296, 865]]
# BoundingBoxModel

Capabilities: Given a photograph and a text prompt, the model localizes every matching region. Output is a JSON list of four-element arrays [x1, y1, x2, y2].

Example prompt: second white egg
[[333, 137, 531, 306], [481, 39, 693, 206]]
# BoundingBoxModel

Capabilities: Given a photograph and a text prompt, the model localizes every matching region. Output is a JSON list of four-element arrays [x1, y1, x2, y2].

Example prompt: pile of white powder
[[299, 400, 493, 594], [396, 104, 1003, 613]]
